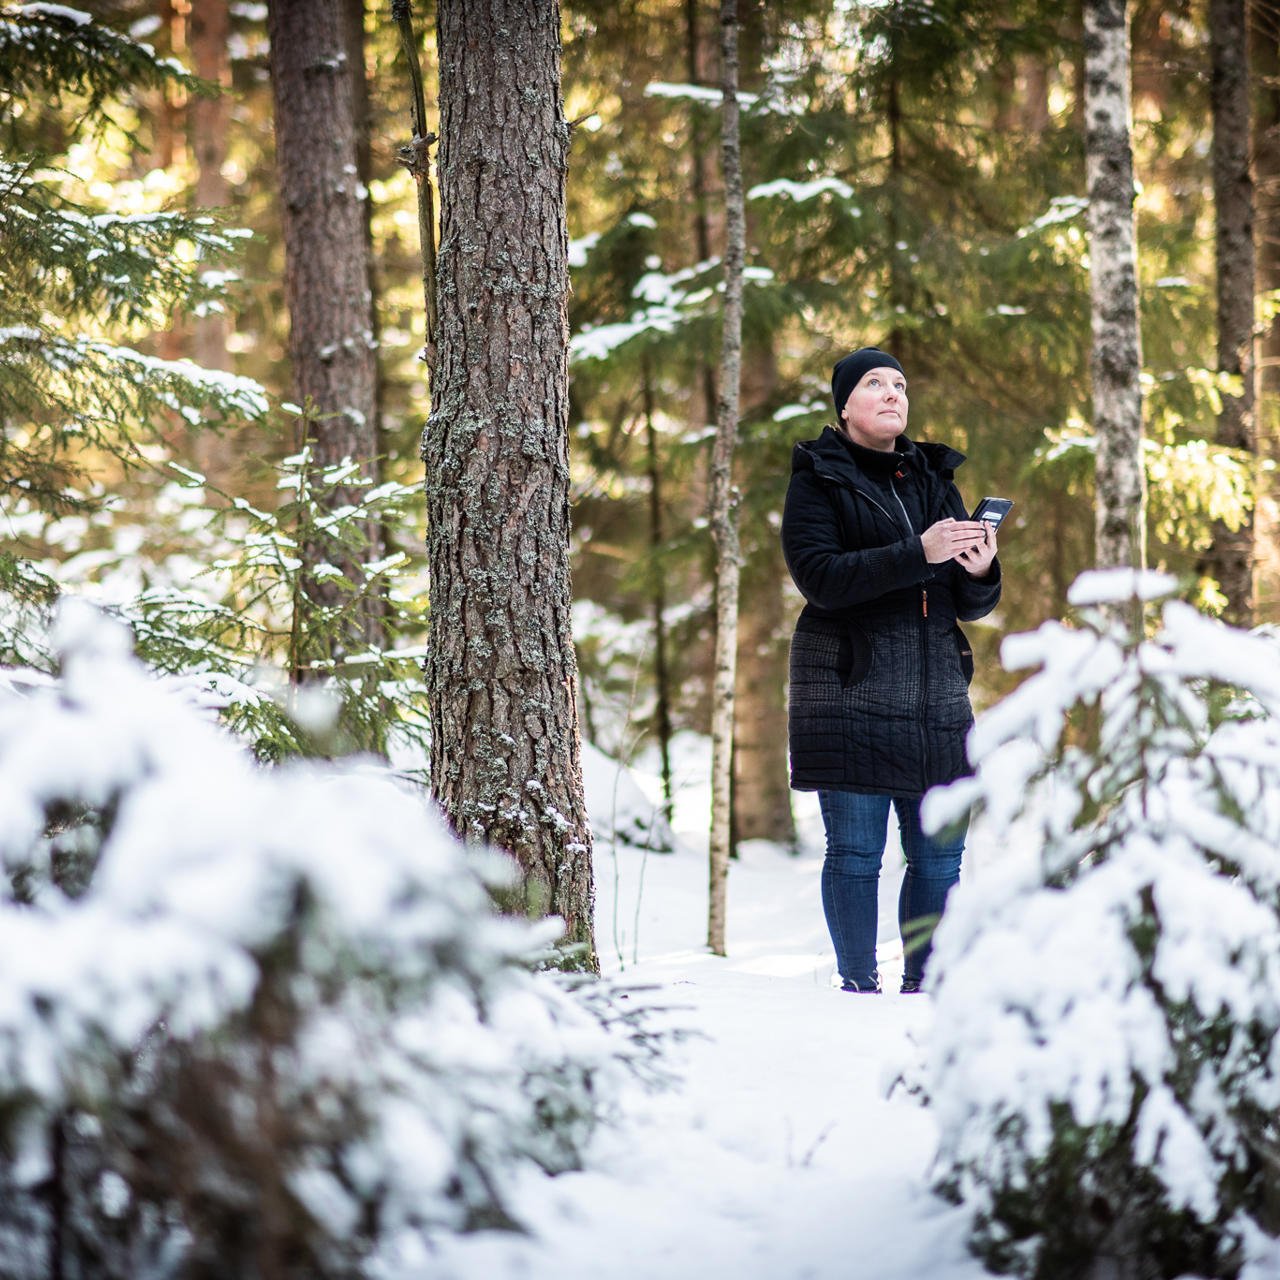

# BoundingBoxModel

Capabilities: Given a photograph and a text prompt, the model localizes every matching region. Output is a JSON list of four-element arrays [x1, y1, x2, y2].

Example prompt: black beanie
[[831, 347, 905, 420]]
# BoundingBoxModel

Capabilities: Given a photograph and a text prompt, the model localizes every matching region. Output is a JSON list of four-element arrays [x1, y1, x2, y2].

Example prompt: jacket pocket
[[837, 625, 873, 689], [954, 625, 974, 686]]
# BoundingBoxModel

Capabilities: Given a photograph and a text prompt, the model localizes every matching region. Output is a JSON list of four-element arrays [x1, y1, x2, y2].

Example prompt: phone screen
[[972, 497, 1013, 530]]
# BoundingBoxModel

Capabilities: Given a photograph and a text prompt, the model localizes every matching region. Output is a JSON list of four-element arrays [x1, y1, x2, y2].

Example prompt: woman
[[781, 347, 1001, 994]]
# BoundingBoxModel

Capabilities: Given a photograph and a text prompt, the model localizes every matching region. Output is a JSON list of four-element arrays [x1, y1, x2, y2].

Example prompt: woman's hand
[[921, 517, 993, 567], [955, 523, 998, 577]]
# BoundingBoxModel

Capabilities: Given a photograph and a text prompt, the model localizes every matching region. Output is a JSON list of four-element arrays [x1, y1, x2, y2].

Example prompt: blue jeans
[[817, 790, 966, 988]]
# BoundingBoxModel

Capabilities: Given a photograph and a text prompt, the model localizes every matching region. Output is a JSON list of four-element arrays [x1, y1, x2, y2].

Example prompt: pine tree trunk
[[732, 340, 793, 848], [1253, 10, 1280, 617], [707, 0, 745, 956], [732, 546, 795, 846], [268, 0, 383, 651], [427, 0, 597, 970], [686, 0, 720, 448], [642, 356, 674, 820], [1083, 0, 1146, 571], [343, 0, 384, 468], [189, 0, 230, 377], [1020, 54, 1051, 136], [1201, 0, 1256, 624], [188, 0, 235, 481]]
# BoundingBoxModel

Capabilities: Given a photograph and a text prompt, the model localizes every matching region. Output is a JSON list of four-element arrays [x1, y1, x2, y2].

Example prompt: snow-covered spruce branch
[[922, 569, 1280, 1279], [0, 601, 677, 1276]]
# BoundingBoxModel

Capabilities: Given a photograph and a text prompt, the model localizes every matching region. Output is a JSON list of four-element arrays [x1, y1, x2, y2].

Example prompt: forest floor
[[426, 737, 997, 1280]]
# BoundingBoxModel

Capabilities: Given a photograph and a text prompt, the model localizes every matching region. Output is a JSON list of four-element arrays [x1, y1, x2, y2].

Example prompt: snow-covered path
[[428, 750, 996, 1280]]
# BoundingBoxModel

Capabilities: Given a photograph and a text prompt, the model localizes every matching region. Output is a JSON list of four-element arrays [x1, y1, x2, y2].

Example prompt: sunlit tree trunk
[[343, 0, 384, 467], [427, 0, 597, 970], [268, 0, 383, 651], [708, 0, 744, 957], [188, 0, 234, 480], [1083, 0, 1146, 571], [1201, 0, 1256, 624]]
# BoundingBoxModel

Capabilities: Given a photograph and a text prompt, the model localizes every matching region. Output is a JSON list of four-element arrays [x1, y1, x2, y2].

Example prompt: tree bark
[[427, 0, 597, 969], [1201, 0, 1256, 624], [343, 0, 385, 472], [188, 0, 235, 481], [189, 0, 230, 375], [1083, 0, 1146, 570], [732, 340, 794, 848], [268, 0, 383, 650], [707, 0, 745, 957], [733, 545, 795, 846]]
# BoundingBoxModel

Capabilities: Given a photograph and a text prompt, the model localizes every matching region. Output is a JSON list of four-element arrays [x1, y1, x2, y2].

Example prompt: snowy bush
[[923, 570, 1280, 1280], [0, 602, 667, 1279]]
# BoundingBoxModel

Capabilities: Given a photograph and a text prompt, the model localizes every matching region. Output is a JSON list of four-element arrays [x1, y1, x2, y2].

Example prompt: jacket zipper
[[843, 484, 897, 529], [888, 478, 914, 537]]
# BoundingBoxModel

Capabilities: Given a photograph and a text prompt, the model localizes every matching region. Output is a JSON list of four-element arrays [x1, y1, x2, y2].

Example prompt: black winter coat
[[782, 426, 1002, 796]]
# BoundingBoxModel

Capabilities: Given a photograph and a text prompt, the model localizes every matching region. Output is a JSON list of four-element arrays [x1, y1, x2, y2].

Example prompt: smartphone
[[971, 496, 1014, 532]]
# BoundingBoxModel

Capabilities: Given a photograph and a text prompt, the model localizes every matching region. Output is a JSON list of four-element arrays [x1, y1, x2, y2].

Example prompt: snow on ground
[[428, 735, 994, 1280]]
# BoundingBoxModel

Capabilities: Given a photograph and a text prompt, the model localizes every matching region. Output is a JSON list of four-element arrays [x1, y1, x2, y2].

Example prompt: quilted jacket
[[781, 425, 1002, 796]]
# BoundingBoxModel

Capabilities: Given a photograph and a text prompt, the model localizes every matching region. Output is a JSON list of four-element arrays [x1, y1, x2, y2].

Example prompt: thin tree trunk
[[708, 0, 745, 957], [1021, 54, 1051, 136], [733, 547, 795, 846], [686, 0, 720, 440], [427, 0, 597, 970], [268, 0, 383, 653], [1202, 0, 1256, 624], [390, 0, 439, 372], [154, 0, 182, 172], [1253, 6, 1280, 617], [343, 0, 385, 473], [642, 355, 674, 821], [188, 0, 235, 481], [732, 340, 794, 848], [1083, 0, 1146, 570], [189, 0, 230, 377]]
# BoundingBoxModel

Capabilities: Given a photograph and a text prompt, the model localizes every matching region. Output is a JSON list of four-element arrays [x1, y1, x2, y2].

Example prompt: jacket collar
[[793, 425, 966, 482]]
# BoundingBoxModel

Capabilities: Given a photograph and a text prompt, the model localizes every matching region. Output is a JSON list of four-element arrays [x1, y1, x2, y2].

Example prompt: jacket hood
[[792, 425, 966, 480]]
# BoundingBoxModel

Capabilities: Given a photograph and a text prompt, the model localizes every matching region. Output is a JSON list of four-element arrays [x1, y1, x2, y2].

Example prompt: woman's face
[[839, 367, 908, 451]]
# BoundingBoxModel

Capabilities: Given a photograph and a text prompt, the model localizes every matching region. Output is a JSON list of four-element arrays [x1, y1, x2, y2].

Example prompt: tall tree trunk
[[733, 545, 795, 846], [686, 0, 719, 430], [427, 0, 597, 969], [343, 0, 385, 471], [1201, 0, 1256, 624], [268, 0, 383, 659], [642, 355, 674, 821], [707, 0, 745, 957], [1021, 54, 1052, 136], [1083, 0, 1146, 570], [188, 0, 235, 480], [732, 341, 795, 848], [1253, 6, 1280, 618], [154, 0, 183, 172], [189, 0, 230, 376]]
